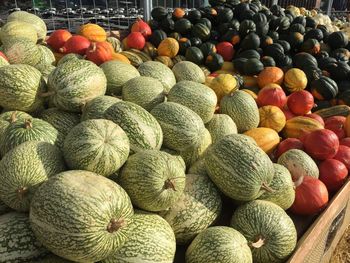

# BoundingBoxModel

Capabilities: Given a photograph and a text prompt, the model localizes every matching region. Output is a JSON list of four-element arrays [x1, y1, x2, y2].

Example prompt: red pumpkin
[[127, 32, 146, 50], [304, 113, 325, 126], [287, 90, 314, 116], [131, 19, 152, 39], [303, 129, 339, 160], [324, 116, 346, 140], [340, 137, 350, 148], [275, 138, 304, 158], [319, 159, 348, 192], [0, 51, 8, 61], [59, 35, 90, 55], [257, 85, 287, 108], [47, 29, 72, 52], [334, 145, 350, 170], [282, 108, 296, 120], [216, 42, 234, 61], [290, 176, 329, 215], [85, 42, 113, 65]]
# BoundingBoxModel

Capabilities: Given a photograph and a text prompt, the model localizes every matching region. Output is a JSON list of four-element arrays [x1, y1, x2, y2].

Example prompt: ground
[[331, 225, 350, 263]]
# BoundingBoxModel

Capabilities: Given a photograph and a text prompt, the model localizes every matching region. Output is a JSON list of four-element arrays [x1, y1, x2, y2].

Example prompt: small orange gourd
[[157, 38, 179, 58], [259, 105, 286, 132], [79, 23, 107, 42]]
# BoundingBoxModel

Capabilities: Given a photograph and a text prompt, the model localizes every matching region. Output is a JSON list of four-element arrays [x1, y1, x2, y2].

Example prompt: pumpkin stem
[[261, 182, 274, 193], [10, 111, 17, 123], [17, 186, 28, 200], [164, 179, 176, 191], [24, 119, 33, 129], [90, 43, 97, 53], [294, 175, 305, 188], [251, 236, 265, 248], [40, 91, 56, 98], [107, 218, 126, 233], [215, 105, 220, 111]]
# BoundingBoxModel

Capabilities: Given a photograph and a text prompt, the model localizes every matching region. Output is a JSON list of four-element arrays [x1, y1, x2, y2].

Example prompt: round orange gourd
[[259, 105, 286, 132], [79, 23, 107, 42], [111, 53, 131, 64], [173, 8, 185, 19], [244, 127, 280, 154], [85, 42, 114, 65], [257, 67, 284, 89], [284, 68, 308, 92], [157, 38, 179, 58]]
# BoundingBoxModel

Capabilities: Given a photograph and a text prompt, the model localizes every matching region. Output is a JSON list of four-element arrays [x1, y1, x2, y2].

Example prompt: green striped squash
[[35, 45, 56, 69], [277, 149, 319, 181], [48, 59, 107, 112], [186, 226, 253, 263], [81, 95, 120, 121], [205, 134, 274, 201], [160, 173, 222, 245], [172, 61, 206, 83], [167, 80, 217, 124], [0, 21, 38, 44], [63, 119, 130, 177], [119, 150, 186, 212], [122, 76, 166, 112], [0, 111, 32, 140], [205, 114, 238, 143], [2, 38, 41, 66], [36, 64, 56, 83], [220, 90, 260, 133], [0, 56, 9, 67], [258, 164, 295, 210], [150, 102, 205, 152], [105, 101, 163, 153], [188, 158, 207, 176], [102, 210, 176, 263], [0, 118, 59, 156], [57, 53, 83, 66], [0, 64, 45, 112], [7, 11, 47, 42], [107, 37, 123, 53], [138, 61, 176, 92], [0, 200, 11, 215], [39, 108, 81, 148], [0, 141, 66, 211], [230, 200, 297, 263], [30, 170, 134, 262], [0, 212, 47, 262], [160, 147, 187, 172], [100, 60, 140, 95]]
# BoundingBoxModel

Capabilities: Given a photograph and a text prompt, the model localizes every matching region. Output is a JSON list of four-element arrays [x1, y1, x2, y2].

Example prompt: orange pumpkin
[[111, 53, 131, 64], [173, 8, 185, 19], [284, 68, 308, 92], [157, 38, 179, 58], [345, 114, 350, 137], [259, 105, 286, 132], [257, 67, 284, 89], [79, 23, 107, 42], [243, 75, 259, 89], [244, 127, 280, 154], [282, 116, 324, 139], [85, 42, 113, 65]]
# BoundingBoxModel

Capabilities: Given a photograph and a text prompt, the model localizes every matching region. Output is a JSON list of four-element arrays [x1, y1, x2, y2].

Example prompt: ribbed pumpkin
[[284, 68, 308, 92], [158, 38, 179, 58], [257, 67, 284, 88], [257, 84, 287, 108], [79, 23, 107, 42], [282, 116, 324, 138], [209, 74, 238, 101], [259, 106, 286, 132], [85, 42, 114, 65], [244, 127, 280, 154]]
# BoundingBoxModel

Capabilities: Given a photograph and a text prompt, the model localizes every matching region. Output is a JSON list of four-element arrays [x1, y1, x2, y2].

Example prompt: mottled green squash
[[172, 61, 206, 83], [2, 38, 41, 66], [35, 45, 56, 69], [0, 200, 11, 215], [0, 141, 66, 211], [186, 226, 253, 263], [107, 37, 123, 53], [0, 21, 38, 44], [63, 119, 130, 177], [230, 200, 297, 263], [57, 53, 83, 66], [205, 114, 238, 143], [119, 150, 186, 212], [102, 211, 176, 263], [36, 64, 55, 83], [30, 170, 134, 262], [81, 95, 120, 121], [188, 158, 207, 176]]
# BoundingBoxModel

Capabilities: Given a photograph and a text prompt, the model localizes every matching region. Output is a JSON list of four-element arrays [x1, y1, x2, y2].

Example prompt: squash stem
[[24, 119, 33, 129], [40, 91, 56, 98], [10, 111, 17, 123], [251, 236, 265, 248], [17, 187, 28, 200], [164, 179, 176, 191], [107, 218, 126, 233], [261, 182, 274, 193]]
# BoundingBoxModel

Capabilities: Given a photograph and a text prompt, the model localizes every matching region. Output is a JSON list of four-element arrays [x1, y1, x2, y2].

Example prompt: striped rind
[[0, 212, 47, 262], [172, 61, 206, 83], [205, 134, 274, 201], [100, 60, 140, 95], [205, 114, 238, 143], [122, 76, 166, 112], [102, 210, 176, 263], [277, 149, 319, 180], [105, 101, 163, 153], [230, 200, 297, 263], [0, 118, 59, 156], [138, 61, 176, 92], [258, 164, 295, 210], [39, 108, 81, 148], [159, 174, 222, 245], [29, 170, 134, 262], [161, 147, 187, 172], [63, 119, 130, 177], [188, 158, 207, 176], [185, 226, 253, 263], [0, 199, 11, 215], [119, 150, 186, 212], [0, 110, 32, 124], [81, 95, 120, 121], [57, 53, 83, 66], [0, 141, 66, 212], [220, 90, 260, 133], [0, 21, 38, 44], [36, 64, 56, 83], [35, 45, 56, 69], [48, 59, 107, 112], [150, 102, 205, 152], [167, 81, 217, 124], [0, 64, 45, 112], [2, 38, 41, 66]]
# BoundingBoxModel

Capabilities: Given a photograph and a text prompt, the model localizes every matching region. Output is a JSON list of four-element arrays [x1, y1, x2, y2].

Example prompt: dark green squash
[[289, 23, 305, 34], [241, 9, 255, 21], [267, 31, 279, 41], [187, 9, 201, 23], [288, 32, 304, 49], [192, 23, 211, 41], [189, 37, 202, 47], [249, 3, 260, 13], [236, 49, 260, 60], [150, 29, 167, 47], [233, 58, 248, 74], [330, 48, 350, 62], [151, 7, 168, 21], [253, 13, 267, 25], [168, 32, 182, 41], [239, 20, 256, 37], [229, 19, 241, 31], [241, 33, 260, 50], [264, 43, 285, 62], [220, 29, 241, 45], [148, 19, 159, 31], [261, 56, 276, 67], [185, 46, 204, 65], [301, 38, 321, 55], [328, 31, 349, 50], [292, 16, 306, 27], [324, 61, 350, 81], [337, 90, 350, 106], [161, 15, 175, 33], [306, 17, 317, 29], [279, 16, 291, 31], [304, 66, 323, 83], [200, 42, 216, 57], [178, 38, 191, 55], [277, 55, 292, 69], [293, 52, 318, 69], [210, 30, 221, 42], [276, 40, 291, 53], [318, 56, 336, 70], [234, 2, 250, 21], [174, 18, 192, 35], [304, 28, 324, 41], [256, 23, 269, 37], [311, 76, 339, 100], [269, 16, 280, 31], [270, 4, 284, 16], [243, 58, 264, 75], [317, 25, 330, 42], [337, 80, 350, 93], [217, 8, 234, 24], [197, 18, 212, 30], [205, 53, 224, 71]]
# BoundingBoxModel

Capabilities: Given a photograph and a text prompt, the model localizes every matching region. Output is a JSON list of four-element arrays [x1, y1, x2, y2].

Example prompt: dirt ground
[[330, 226, 350, 263]]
